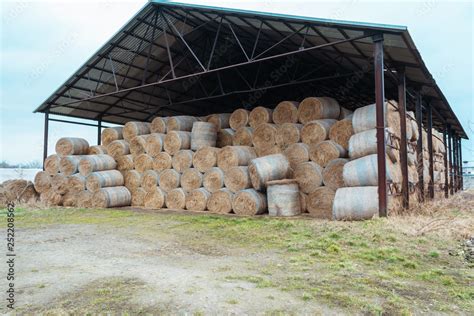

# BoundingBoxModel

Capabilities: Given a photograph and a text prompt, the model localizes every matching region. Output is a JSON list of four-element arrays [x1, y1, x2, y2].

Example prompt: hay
[[322, 158, 348, 190], [207, 113, 231, 130], [217, 146, 257, 171], [124, 170, 142, 191], [165, 188, 187, 210], [255, 145, 282, 157], [145, 133, 165, 157], [55, 137, 89, 156], [44, 154, 60, 174], [273, 101, 299, 124], [301, 119, 337, 145], [283, 143, 309, 169], [131, 187, 146, 207], [130, 135, 149, 155], [229, 109, 249, 130], [329, 118, 353, 150], [164, 131, 191, 155], [193, 146, 219, 172], [185, 188, 211, 211], [248, 154, 290, 191], [309, 140, 347, 167], [249, 106, 273, 128], [1, 179, 38, 205], [159, 169, 181, 192], [150, 117, 168, 133], [68, 174, 86, 192], [181, 168, 203, 192], [172, 150, 193, 172], [93, 186, 132, 208], [144, 187, 166, 209], [300, 192, 308, 213], [293, 161, 323, 194], [51, 173, 69, 194], [153, 152, 172, 172], [232, 189, 267, 215], [297, 97, 340, 123], [191, 122, 217, 150], [276, 123, 303, 149], [101, 127, 123, 146], [116, 155, 134, 171], [107, 140, 130, 158], [348, 128, 399, 162], [34, 171, 52, 193], [224, 166, 251, 193], [88, 145, 108, 155], [207, 188, 234, 214], [307, 187, 336, 218], [41, 189, 63, 206], [217, 128, 235, 147], [86, 170, 124, 192], [134, 153, 153, 173], [78, 154, 117, 176], [77, 190, 93, 208], [267, 179, 301, 216], [142, 170, 160, 192], [338, 107, 353, 120], [233, 127, 254, 146], [203, 167, 225, 193], [123, 121, 151, 141], [167, 116, 198, 132], [59, 155, 83, 176], [63, 191, 77, 207], [252, 123, 277, 149], [352, 101, 400, 137]]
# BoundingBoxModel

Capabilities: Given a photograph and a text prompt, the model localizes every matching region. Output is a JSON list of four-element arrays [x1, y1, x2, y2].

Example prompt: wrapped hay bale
[[44, 154, 60, 174], [123, 121, 150, 141], [124, 170, 142, 191], [88, 145, 108, 155], [34, 171, 52, 193], [59, 155, 84, 176], [116, 155, 134, 171], [232, 189, 267, 215], [150, 117, 168, 134], [130, 135, 149, 155], [145, 133, 165, 157], [51, 173, 69, 194], [298, 97, 340, 123], [78, 154, 117, 176], [131, 187, 146, 207], [207, 113, 231, 130], [134, 153, 153, 173], [63, 191, 77, 207], [68, 174, 86, 192], [217, 146, 257, 171], [93, 186, 132, 208], [224, 166, 251, 193], [329, 118, 353, 151], [276, 123, 303, 149], [293, 161, 323, 194], [167, 116, 198, 132], [338, 107, 353, 120], [252, 123, 277, 149], [283, 143, 309, 169], [322, 158, 348, 190], [203, 167, 225, 193], [159, 169, 181, 192], [248, 154, 290, 191], [207, 188, 234, 214], [343, 154, 400, 187], [352, 101, 400, 137], [107, 140, 130, 158], [86, 170, 124, 192], [249, 106, 273, 128], [229, 109, 249, 130], [172, 150, 193, 172], [233, 127, 254, 146], [101, 127, 123, 146], [307, 187, 336, 219], [348, 128, 399, 162], [165, 188, 187, 209], [301, 119, 337, 145], [181, 168, 203, 192], [164, 131, 191, 155], [193, 147, 219, 172], [309, 140, 346, 167], [333, 186, 378, 220], [255, 145, 282, 157], [185, 188, 211, 211], [77, 190, 93, 208], [144, 186, 166, 209], [191, 122, 217, 150], [267, 179, 301, 216], [55, 137, 89, 156], [273, 101, 299, 124], [217, 128, 235, 147], [152, 152, 172, 172]]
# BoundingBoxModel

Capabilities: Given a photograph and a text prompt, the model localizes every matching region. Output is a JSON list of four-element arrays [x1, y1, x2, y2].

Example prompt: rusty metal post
[[453, 134, 458, 192], [443, 127, 449, 198], [458, 138, 463, 191], [448, 126, 454, 195], [397, 67, 409, 208], [426, 104, 434, 199], [97, 119, 102, 145], [42, 111, 49, 170], [415, 93, 424, 202], [373, 34, 387, 217]]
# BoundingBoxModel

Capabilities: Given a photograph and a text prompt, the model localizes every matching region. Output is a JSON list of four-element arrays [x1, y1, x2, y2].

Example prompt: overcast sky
[[1, 0, 473, 164]]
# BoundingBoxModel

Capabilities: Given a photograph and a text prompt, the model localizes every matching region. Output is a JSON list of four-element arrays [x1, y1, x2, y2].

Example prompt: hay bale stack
[[255, 145, 282, 157], [144, 187, 166, 209], [68, 174, 86, 192], [134, 154, 153, 173], [93, 186, 131, 208], [276, 123, 303, 149], [63, 191, 77, 207], [191, 122, 217, 150], [1, 180, 38, 205], [217, 146, 257, 171], [167, 116, 198, 132], [164, 131, 191, 155], [51, 173, 69, 194], [252, 123, 277, 149], [232, 189, 267, 215], [273, 101, 299, 124], [301, 119, 337, 145], [181, 168, 203, 192], [116, 155, 134, 171], [333, 186, 378, 220], [77, 190, 93, 208], [329, 118, 353, 150], [123, 121, 150, 141], [309, 140, 346, 167], [283, 143, 309, 169], [224, 166, 251, 193], [166, 188, 187, 210], [322, 158, 348, 190], [130, 135, 149, 155], [145, 133, 165, 157], [150, 117, 168, 134], [86, 170, 124, 192], [267, 179, 301, 216], [298, 97, 340, 123], [107, 140, 130, 158], [153, 152, 172, 172], [88, 145, 108, 155], [142, 170, 160, 192], [41, 189, 63, 206], [124, 170, 142, 191], [207, 188, 234, 214], [131, 187, 146, 207], [44, 154, 60, 174], [352, 101, 400, 137], [186, 188, 211, 211], [233, 127, 254, 146], [249, 106, 273, 128], [159, 169, 181, 192], [172, 150, 193, 172], [193, 147, 219, 172], [207, 113, 231, 130], [78, 154, 117, 176], [217, 128, 235, 147], [55, 137, 89, 156], [229, 109, 249, 130], [248, 154, 290, 191], [203, 167, 225, 192], [34, 171, 52, 193], [101, 127, 123, 146], [307, 187, 336, 219], [293, 161, 323, 194], [59, 155, 83, 176]]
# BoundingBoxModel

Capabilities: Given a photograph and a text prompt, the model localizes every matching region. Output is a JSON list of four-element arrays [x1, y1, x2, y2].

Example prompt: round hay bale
[[217, 128, 235, 147], [101, 127, 123, 146], [255, 145, 282, 157], [34, 171, 52, 193], [68, 174, 86, 192], [166, 188, 187, 209], [41, 189, 63, 206], [51, 173, 69, 194], [107, 140, 130, 158], [307, 187, 336, 218], [167, 116, 198, 132], [130, 135, 149, 155], [86, 170, 124, 193], [329, 118, 353, 150], [123, 121, 150, 141], [172, 150, 193, 172], [301, 119, 337, 145], [164, 131, 191, 155], [298, 97, 340, 123], [232, 189, 267, 215], [131, 187, 146, 207], [63, 191, 77, 207], [249, 106, 273, 128], [207, 188, 234, 214], [134, 153, 153, 173], [88, 145, 107, 155], [93, 186, 132, 208], [348, 128, 398, 162], [267, 179, 301, 216], [300, 192, 308, 213], [338, 107, 353, 120], [144, 187, 166, 209], [55, 137, 89, 156], [193, 146, 219, 172], [59, 155, 83, 176], [142, 170, 160, 192], [229, 109, 249, 130], [217, 146, 257, 171], [2, 180, 38, 205], [343, 154, 400, 187], [248, 154, 290, 191], [181, 168, 203, 192], [322, 158, 348, 190], [283, 143, 309, 169], [185, 188, 211, 211], [116, 154, 134, 171], [44, 154, 60, 174], [191, 122, 217, 150], [145, 133, 165, 157], [207, 113, 231, 130], [77, 190, 93, 208], [224, 166, 251, 193], [203, 167, 225, 193], [352, 101, 400, 137], [233, 127, 254, 146], [159, 169, 181, 192], [333, 186, 379, 220], [252, 123, 277, 149], [408, 112, 419, 141], [78, 154, 117, 176], [153, 152, 172, 172], [273, 101, 299, 124], [150, 117, 168, 134], [293, 161, 323, 194], [124, 170, 142, 191], [309, 140, 347, 167], [276, 123, 303, 149]]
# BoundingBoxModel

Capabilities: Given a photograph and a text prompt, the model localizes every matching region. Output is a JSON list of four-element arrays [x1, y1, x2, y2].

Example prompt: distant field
[[0, 168, 41, 182]]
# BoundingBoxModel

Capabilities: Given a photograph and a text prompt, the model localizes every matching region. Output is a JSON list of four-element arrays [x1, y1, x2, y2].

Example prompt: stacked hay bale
[[431, 129, 446, 199], [0, 179, 39, 207]]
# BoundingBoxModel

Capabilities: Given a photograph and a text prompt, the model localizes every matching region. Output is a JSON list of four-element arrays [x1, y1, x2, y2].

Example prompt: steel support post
[[415, 93, 424, 202], [453, 135, 458, 192], [458, 138, 463, 191], [373, 34, 387, 217], [97, 119, 102, 145], [427, 105, 435, 199], [448, 127, 454, 195], [397, 68, 409, 208], [42, 111, 49, 170], [443, 127, 449, 198]]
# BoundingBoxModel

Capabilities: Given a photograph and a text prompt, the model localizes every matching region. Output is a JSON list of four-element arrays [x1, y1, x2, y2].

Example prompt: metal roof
[[34, 0, 467, 138]]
